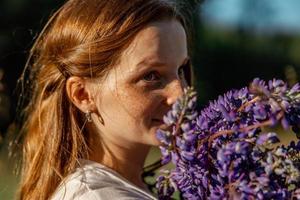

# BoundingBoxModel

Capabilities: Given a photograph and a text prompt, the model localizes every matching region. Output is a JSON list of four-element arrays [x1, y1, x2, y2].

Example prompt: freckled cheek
[[120, 93, 162, 121], [134, 95, 163, 121], [125, 98, 153, 118], [99, 85, 164, 124]]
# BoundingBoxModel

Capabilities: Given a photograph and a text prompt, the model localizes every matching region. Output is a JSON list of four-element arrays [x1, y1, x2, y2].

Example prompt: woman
[[18, 0, 193, 199]]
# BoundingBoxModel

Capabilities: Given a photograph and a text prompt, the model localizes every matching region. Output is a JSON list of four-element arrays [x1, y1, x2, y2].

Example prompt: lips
[[152, 119, 171, 131], [152, 119, 164, 123], [151, 119, 164, 126]]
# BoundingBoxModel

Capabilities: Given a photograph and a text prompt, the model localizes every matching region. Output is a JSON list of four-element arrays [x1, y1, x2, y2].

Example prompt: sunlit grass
[[0, 149, 19, 200]]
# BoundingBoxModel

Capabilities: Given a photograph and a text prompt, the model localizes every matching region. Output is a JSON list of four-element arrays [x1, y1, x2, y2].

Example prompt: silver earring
[[85, 110, 92, 122]]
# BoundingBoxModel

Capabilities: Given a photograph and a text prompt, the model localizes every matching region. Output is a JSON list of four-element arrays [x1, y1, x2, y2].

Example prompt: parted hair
[[18, 0, 190, 199]]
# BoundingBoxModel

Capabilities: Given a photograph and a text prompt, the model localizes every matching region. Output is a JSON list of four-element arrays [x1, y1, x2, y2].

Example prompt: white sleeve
[[51, 182, 155, 200], [50, 160, 157, 200], [76, 186, 150, 200]]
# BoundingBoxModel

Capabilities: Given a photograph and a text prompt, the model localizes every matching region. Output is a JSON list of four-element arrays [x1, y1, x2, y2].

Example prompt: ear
[[66, 76, 96, 113]]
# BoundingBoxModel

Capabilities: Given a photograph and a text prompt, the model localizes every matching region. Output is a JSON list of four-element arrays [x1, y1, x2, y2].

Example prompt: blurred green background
[[1, 0, 300, 199]]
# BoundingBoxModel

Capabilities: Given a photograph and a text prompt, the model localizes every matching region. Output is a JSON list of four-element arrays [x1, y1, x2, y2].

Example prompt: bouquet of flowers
[[156, 78, 300, 200]]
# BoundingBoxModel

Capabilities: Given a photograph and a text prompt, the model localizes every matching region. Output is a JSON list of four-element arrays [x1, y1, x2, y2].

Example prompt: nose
[[165, 79, 184, 106]]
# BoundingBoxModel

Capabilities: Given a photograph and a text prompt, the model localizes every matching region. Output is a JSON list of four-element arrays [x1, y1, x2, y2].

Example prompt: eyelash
[[142, 65, 187, 84], [143, 71, 161, 82]]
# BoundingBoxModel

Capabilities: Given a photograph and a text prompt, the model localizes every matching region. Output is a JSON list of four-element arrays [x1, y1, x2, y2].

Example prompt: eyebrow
[[135, 58, 166, 70], [135, 57, 190, 72]]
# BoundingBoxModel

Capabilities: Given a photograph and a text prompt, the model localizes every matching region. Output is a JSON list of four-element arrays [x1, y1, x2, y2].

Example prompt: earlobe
[[66, 76, 95, 113]]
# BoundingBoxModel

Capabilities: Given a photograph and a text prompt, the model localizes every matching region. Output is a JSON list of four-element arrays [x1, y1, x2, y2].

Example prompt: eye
[[178, 60, 191, 86], [178, 66, 185, 78], [142, 71, 160, 82]]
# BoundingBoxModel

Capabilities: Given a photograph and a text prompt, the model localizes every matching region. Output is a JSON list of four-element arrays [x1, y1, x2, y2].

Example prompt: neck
[[89, 136, 151, 190]]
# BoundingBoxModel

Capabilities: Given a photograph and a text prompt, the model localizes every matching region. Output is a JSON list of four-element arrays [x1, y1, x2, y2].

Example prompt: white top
[[51, 159, 158, 200]]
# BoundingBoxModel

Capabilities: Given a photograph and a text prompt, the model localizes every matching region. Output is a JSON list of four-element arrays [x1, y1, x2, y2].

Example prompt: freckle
[[116, 86, 149, 118]]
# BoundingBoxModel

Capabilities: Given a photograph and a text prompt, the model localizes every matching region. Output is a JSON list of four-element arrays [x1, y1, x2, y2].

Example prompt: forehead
[[119, 20, 188, 70]]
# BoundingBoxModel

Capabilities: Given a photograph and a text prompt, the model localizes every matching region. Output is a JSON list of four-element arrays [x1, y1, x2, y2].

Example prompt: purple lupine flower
[[156, 173, 176, 200], [256, 132, 280, 145], [155, 78, 300, 199]]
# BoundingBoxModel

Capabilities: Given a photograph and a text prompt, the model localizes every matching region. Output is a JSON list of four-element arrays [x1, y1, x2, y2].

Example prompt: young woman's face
[[92, 20, 188, 147]]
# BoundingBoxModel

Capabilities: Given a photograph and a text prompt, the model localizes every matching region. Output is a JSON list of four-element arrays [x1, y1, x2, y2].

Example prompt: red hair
[[18, 0, 190, 199]]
